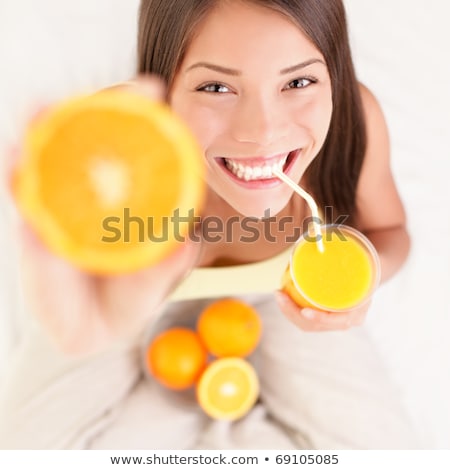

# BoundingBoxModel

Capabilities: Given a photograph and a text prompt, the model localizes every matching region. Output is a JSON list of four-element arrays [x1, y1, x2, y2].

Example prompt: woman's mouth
[[217, 150, 300, 187]]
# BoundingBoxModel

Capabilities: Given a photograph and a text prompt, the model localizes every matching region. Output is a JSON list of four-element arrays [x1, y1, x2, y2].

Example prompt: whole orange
[[197, 299, 262, 357], [146, 328, 208, 390]]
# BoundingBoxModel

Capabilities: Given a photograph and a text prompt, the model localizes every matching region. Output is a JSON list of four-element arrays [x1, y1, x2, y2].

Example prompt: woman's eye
[[197, 83, 230, 93], [284, 77, 316, 90]]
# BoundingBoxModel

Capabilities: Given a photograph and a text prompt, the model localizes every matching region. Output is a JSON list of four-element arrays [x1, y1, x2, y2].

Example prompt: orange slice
[[146, 328, 208, 390], [196, 357, 259, 421], [197, 299, 262, 357], [13, 90, 205, 274]]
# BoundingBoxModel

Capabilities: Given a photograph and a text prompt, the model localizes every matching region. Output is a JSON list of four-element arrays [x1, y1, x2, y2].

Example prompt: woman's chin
[[226, 196, 290, 219]]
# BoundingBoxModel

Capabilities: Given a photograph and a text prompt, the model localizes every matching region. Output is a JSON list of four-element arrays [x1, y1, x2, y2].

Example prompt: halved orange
[[146, 327, 208, 390], [196, 357, 259, 421], [197, 299, 262, 357], [13, 90, 205, 274]]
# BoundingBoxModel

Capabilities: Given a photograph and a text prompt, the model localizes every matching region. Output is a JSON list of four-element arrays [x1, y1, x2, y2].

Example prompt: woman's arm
[[275, 83, 410, 331], [355, 84, 410, 283], [10, 78, 201, 355]]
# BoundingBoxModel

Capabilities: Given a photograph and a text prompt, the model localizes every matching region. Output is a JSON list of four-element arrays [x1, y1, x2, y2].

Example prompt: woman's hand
[[18, 223, 200, 354], [7, 76, 202, 355], [274, 290, 369, 332]]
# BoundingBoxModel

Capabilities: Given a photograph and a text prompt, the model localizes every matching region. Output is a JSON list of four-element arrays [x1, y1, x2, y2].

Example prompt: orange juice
[[282, 225, 380, 312]]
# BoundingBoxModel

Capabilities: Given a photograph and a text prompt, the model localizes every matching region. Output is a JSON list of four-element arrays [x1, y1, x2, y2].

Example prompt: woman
[[0, 0, 418, 449]]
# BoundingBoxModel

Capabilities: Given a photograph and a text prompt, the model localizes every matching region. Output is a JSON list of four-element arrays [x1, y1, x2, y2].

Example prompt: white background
[[0, 0, 449, 448]]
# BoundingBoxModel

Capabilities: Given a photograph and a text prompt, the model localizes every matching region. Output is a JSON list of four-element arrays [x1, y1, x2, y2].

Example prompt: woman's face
[[170, 0, 333, 217]]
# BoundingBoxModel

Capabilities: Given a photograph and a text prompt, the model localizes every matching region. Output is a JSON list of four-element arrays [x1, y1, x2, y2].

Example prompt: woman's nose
[[230, 93, 289, 147]]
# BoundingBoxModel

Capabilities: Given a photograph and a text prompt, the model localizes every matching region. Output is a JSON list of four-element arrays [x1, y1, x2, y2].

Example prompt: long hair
[[137, 0, 366, 222]]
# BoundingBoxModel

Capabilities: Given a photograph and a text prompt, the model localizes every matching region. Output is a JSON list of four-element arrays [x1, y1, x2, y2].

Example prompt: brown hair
[[137, 0, 366, 222]]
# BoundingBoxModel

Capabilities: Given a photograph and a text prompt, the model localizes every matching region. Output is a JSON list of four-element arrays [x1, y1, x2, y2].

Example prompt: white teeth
[[262, 166, 272, 177], [225, 154, 290, 181], [253, 167, 262, 178]]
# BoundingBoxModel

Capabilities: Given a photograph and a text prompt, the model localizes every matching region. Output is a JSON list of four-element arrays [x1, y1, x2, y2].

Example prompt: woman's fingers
[[104, 74, 166, 102], [133, 74, 167, 100], [4, 145, 20, 194], [274, 290, 368, 332], [274, 290, 323, 331], [5, 104, 51, 195]]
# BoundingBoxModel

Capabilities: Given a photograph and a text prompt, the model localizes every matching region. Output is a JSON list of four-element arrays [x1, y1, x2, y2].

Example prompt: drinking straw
[[272, 167, 324, 252]]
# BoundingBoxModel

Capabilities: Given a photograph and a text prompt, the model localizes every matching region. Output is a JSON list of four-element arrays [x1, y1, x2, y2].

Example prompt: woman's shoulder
[[359, 82, 385, 118], [358, 82, 387, 132], [355, 82, 390, 176], [354, 82, 406, 231], [357, 82, 390, 167]]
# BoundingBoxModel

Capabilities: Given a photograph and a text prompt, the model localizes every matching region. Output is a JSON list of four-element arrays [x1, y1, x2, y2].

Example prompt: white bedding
[[0, 0, 449, 448]]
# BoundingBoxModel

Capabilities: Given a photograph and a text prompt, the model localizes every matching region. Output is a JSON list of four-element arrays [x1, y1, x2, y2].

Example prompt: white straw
[[272, 167, 324, 252]]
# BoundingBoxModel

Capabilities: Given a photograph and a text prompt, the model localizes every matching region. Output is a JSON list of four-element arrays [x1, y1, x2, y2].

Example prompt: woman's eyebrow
[[185, 58, 325, 76], [185, 62, 241, 76], [280, 58, 326, 74]]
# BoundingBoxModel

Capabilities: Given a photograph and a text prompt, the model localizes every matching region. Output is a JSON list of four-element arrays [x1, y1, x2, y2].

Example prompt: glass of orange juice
[[281, 224, 380, 312]]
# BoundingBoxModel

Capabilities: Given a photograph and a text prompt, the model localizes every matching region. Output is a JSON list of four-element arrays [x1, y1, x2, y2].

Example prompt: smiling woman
[[171, 26, 332, 218], [139, 0, 365, 221], [0, 0, 420, 451]]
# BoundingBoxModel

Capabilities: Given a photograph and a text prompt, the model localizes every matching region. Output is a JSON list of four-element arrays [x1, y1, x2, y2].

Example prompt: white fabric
[[0, 295, 419, 449], [0, 0, 449, 448]]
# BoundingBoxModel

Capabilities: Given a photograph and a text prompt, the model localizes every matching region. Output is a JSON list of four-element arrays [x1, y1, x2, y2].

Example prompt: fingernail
[[302, 309, 315, 319]]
